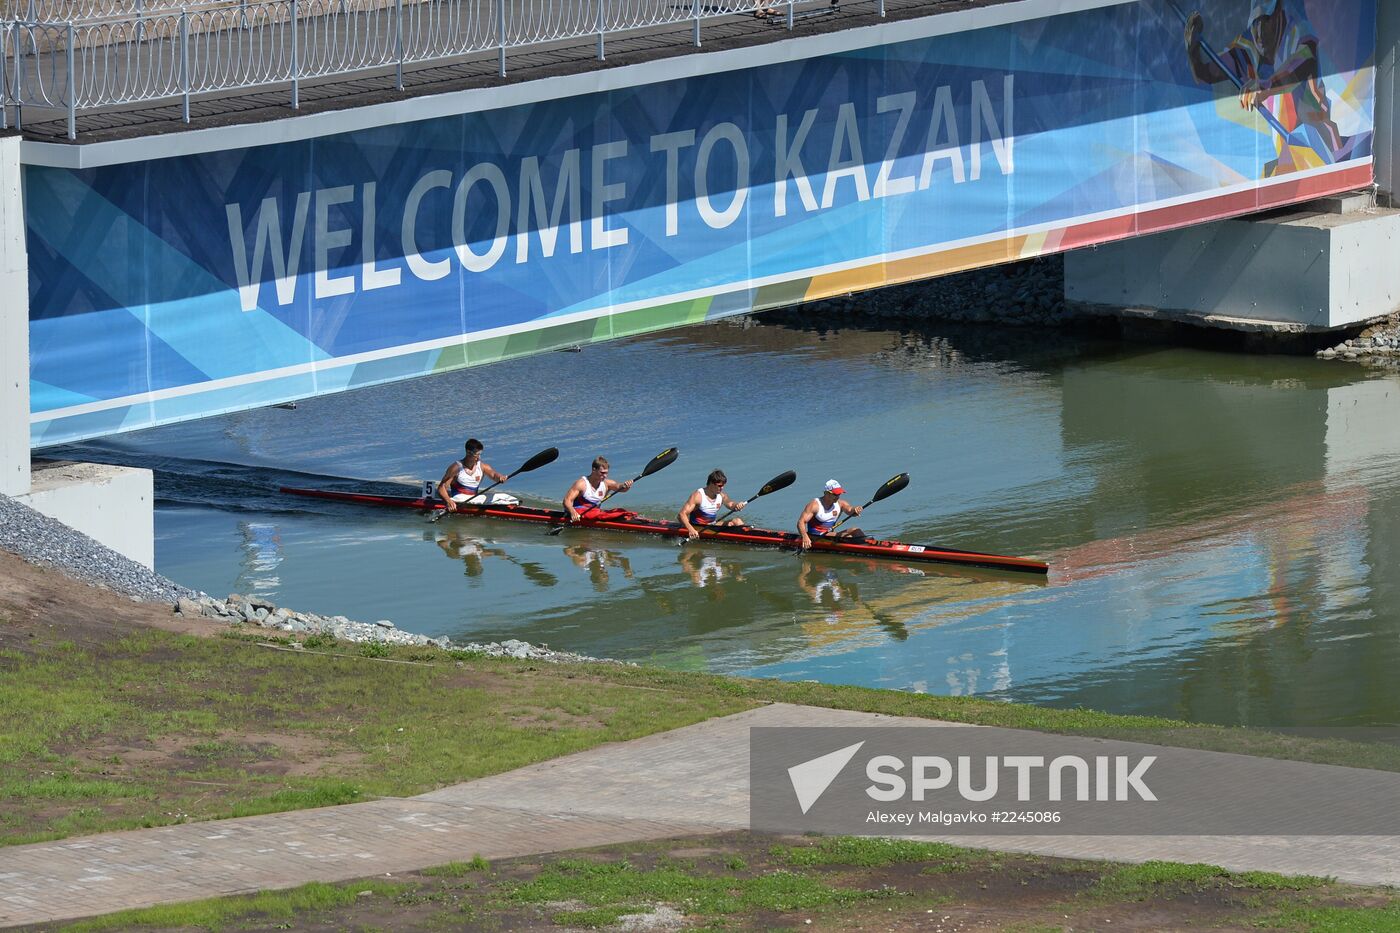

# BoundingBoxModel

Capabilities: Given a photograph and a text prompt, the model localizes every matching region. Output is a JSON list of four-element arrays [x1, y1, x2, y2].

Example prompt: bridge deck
[[14, 0, 1011, 145]]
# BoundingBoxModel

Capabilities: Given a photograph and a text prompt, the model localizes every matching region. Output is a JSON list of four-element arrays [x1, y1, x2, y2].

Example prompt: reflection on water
[[678, 547, 745, 592], [89, 316, 1400, 726], [432, 529, 559, 586], [796, 560, 908, 642], [235, 522, 282, 597], [564, 544, 634, 593]]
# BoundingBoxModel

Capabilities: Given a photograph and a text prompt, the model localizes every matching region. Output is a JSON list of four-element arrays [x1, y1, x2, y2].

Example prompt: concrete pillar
[[0, 133, 30, 498], [1378, 0, 1399, 202], [0, 133, 156, 569], [1064, 205, 1400, 332], [21, 462, 156, 569]]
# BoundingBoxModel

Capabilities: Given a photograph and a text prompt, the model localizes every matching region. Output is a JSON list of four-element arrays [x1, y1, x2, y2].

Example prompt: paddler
[[797, 479, 863, 550], [436, 438, 508, 512], [563, 456, 634, 523], [678, 469, 748, 540]]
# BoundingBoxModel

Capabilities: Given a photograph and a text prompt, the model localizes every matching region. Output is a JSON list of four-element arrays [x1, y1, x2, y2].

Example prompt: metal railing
[[2, 0, 876, 138]]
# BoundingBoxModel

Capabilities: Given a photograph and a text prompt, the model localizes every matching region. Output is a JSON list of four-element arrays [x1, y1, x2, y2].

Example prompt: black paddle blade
[[640, 447, 679, 477], [512, 446, 559, 476], [869, 473, 910, 504], [757, 470, 797, 497]]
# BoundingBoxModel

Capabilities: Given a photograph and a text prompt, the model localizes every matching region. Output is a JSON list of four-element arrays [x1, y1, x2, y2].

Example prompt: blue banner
[[27, 0, 1377, 444]]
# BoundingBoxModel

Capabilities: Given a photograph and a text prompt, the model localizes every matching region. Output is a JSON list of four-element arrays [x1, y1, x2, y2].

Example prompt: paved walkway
[[3, 703, 1400, 927]]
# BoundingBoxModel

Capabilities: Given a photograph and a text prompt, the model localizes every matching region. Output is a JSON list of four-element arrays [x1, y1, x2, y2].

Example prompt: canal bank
[[6, 546, 1400, 929], [8, 551, 1400, 924]]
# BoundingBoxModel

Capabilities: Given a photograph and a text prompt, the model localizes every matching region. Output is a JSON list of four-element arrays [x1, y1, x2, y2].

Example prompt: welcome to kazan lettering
[[225, 78, 1015, 312]]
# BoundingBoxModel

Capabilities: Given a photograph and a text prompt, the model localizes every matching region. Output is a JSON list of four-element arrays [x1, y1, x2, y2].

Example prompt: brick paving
[[0, 801, 712, 926], [3, 703, 1399, 927]]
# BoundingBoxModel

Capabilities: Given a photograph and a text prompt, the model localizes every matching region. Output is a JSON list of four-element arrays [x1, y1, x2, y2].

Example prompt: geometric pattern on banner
[[26, 0, 1377, 445]]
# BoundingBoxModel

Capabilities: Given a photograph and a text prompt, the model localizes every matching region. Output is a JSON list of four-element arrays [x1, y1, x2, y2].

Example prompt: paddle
[[602, 447, 679, 503], [828, 472, 910, 534], [430, 446, 560, 522], [688, 470, 796, 539], [548, 447, 680, 535]]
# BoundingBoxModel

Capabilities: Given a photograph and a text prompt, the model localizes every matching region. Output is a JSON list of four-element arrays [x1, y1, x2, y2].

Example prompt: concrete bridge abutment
[[1, 134, 30, 499], [1063, 200, 1400, 336], [1, 134, 156, 569]]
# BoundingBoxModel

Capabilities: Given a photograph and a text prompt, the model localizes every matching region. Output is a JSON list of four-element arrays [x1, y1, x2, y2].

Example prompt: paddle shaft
[[709, 502, 746, 526], [828, 473, 910, 532], [694, 471, 796, 532], [551, 449, 679, 534], [547, 474, 641, 535], [598, 471, 645, 505], [829, 499, 872, 533], [432, 447, 559, 521], [709, 482, 775, 525], [686, 491, 752, 539], [599, 448, 679, 504], [831, 483, 901, 531]]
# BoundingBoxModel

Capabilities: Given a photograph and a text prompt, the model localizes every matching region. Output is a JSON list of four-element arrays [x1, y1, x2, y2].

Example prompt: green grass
[[421, 855, 490, 877], [1089, 861, 1230, 899], [773, 836, 976, 869], [0, 629, 752, 845], [1255, 903, 1400, 931], [506, 857, 899, 926], [7, 775, 149, 800], [7, 623, 1400, 849], [357, 640, 392, 659], [1084, 860, 1330, 902], [582, 665, 1400, 773], [60, 880, 412, 932], [1234, 870, 1333, 891]]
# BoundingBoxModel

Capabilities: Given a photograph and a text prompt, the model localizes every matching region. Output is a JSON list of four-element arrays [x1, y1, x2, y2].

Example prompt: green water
[[78, 316, 1400, 727]]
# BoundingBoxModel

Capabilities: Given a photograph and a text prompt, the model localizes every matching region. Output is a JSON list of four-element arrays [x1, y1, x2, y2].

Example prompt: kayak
[[280, 485, 1050, 575]]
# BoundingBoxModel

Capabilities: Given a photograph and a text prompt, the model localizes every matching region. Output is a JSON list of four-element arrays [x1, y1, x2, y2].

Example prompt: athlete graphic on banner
[[1179, 0, 1368, 176]]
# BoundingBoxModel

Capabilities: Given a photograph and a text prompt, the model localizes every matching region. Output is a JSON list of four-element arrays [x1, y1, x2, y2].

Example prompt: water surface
[[65, 317, 1400, 727]]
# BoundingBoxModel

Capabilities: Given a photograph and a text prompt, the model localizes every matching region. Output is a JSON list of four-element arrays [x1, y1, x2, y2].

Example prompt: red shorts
[[576, 506, 635, 522]]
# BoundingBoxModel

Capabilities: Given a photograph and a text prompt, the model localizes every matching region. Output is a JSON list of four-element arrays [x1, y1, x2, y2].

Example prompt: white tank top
[[695, 488, 723, 520], [577, 476, 607, 506], [810, 497, 841, 529], [453, 461, 483, 492]]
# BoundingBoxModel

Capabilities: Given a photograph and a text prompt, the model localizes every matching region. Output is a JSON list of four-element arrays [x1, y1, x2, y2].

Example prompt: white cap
[[823, 479, 845, 495]]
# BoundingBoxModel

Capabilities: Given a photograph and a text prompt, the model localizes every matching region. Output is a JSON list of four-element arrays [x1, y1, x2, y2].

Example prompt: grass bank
[[57, 833, 1400, 932], [4, 617, 1399, 847]]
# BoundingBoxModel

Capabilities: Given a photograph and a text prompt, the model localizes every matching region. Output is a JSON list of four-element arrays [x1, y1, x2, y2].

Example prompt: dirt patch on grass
[[64, 732, 368, 780], [54, 831, 1396, 932], [0, 549, 217, 655], [509, 709, 609, 730]]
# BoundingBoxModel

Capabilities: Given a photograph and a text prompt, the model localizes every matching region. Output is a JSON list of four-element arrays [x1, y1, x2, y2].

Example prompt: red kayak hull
[[279, 486, 1050, 575]]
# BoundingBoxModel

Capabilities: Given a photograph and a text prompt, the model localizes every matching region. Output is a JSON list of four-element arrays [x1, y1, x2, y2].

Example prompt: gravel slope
[[0, 493, 195, 603]]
